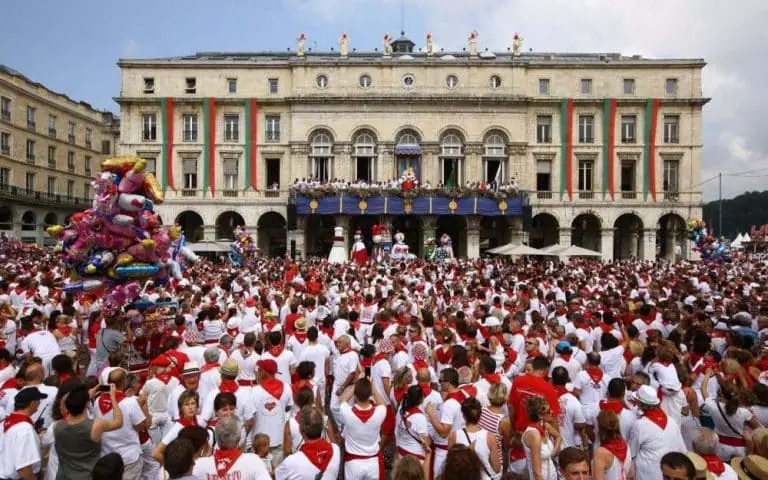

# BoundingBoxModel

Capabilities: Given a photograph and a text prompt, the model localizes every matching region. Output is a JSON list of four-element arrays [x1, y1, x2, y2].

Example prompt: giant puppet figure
[[391, 231, 413, 261], [350, 230, 368, 264], [431, 233, 454, 262], [371, 221, 390, 261], [328, 226, 347, 264]]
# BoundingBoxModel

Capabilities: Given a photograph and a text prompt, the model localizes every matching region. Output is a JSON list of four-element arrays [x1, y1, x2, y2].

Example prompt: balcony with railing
[[166, 189, 290, 203], [0, 145, 9, 156], [27, 121, 36, 131], [1, 110, 9, 122], [0, 184, 89, 209], [530, 190, 701, 205], [68, 134, 75, 144], [48, 128, 57, 138], [26, 154, 35, 164]]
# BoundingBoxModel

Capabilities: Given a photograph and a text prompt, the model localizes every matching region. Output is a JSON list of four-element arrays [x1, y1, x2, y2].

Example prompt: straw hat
[[731, 455, 768, 480], [685, 452, 715, 480], [219, 359, 240, 377], [294, 317, 308, 331]]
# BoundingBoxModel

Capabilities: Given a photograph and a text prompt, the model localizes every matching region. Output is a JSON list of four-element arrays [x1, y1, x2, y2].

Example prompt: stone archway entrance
[[480, 217, 510, 254], [175, 211, 205, 243], [530, 213, 559, 248], [257, 212, 287, 257], [614, 213, 644, 259], [571, 213, 601, 252], [436, 215, 466, 258], [306, 216, 335, 257], [216, 211, 245, 241], [658, 213, 687, 260]]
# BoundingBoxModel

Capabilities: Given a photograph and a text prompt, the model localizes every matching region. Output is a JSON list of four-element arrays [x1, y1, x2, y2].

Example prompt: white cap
[[484, 316, 501, 328], [633, 385, 661, 406]]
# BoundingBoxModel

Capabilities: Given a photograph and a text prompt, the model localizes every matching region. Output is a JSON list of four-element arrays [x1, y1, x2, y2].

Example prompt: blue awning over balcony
[[393, 145, 422, 155], [294, 194, 524, 216]]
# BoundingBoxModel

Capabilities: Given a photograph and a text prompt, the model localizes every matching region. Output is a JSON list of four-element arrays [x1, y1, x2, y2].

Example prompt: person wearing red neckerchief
[[520, 395, 562, 480], [252, 358, 293, 469], [338, 378, 388, 480], [261, 331, 298, 386], [191, 416, 271, 479], [474, 356, 511, 400], [0, 386, 47, 479], [141, 354, 180, 446], [167, 361, 201, 421], [507, 356, 562, 433], [200, 359, 255, 435], [690, 428, 740, 480], [551, 366, 588, 449], [592, 410, 632, 480], [424, 367, 464, 479], [151, 389, 204, 463], [276, 406, 341, 480]]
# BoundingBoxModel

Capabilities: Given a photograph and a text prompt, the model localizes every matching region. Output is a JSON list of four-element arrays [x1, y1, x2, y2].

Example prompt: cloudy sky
[[2, 0, 766, 200]]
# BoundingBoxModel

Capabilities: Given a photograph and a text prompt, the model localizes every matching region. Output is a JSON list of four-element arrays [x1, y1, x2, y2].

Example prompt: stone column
[[464, 144, 484, 185], [36, 223, 45, 246], [642, 228, 657, 261], [664, 229, 676, 261], [203, 225, 217, 241], [682, 237, 691, 260], [336, 143, 352, 180], [421, 143, 440, 186], [288, 216, 307, 259], [600, 228, 615, 262], [509, 216, 524, 245], [379, 144, 394, 182], [466, 216, 482, 259], [559, 227, 572, 247], [289, 143, 309, 184]]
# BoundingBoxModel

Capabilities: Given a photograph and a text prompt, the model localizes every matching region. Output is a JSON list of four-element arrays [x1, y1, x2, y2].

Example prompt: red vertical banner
[[565, 99, 575, 201], [607, 99, 617, 199], [249, 99, 258, 190], [648, 98, 660, 201], [207, 98, 216, 197]]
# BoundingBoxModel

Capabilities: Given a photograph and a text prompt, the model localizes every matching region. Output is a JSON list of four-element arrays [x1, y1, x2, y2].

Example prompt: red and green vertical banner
[[160, 98, 175, 190], [202, 98, 217, 197], [244, 99, 258, 191], [560, 99, 574, 200], [602, 98, 617, 200], [643, 98, 660, 201]]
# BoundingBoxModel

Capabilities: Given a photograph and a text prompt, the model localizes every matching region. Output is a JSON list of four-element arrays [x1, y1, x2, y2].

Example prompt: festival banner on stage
[[294, 194, 525, 216]]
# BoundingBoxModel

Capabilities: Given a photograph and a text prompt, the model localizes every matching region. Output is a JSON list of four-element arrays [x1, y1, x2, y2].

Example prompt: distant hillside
[[702, 190, 768, 238]]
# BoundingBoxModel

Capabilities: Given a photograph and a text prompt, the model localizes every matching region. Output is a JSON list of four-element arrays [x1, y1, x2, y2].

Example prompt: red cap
[[257, 359, 278, 375], [150, 354, 171, 368], [245, 297, 256, 307]]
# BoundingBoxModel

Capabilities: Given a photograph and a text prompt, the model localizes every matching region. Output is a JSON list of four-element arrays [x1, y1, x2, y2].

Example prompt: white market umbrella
[[555, 244, 603, 258], [494, 244, 550, 256], [743, 233, 752, 242], [540, 244, 565, 254]]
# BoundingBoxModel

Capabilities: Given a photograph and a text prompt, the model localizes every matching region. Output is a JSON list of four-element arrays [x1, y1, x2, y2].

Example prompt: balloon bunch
[[687, 218, 730, 261], [228, 226, 258, 267], [46, 156, 198, 310]]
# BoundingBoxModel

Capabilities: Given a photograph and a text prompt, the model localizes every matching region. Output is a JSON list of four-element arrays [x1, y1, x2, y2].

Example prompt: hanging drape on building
[[160, 98, 175, 190], [202, 98, 216, 197], [602, 98, 617, 200], [445, 159, 458, 189], [643, 98, 660, 201], [244, 99, 258, 191], [560, 99, 574, 200]]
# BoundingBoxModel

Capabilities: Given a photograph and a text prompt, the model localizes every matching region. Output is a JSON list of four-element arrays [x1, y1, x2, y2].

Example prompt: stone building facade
[[116, 34, 707, 259], [0, 65, 119, 244]]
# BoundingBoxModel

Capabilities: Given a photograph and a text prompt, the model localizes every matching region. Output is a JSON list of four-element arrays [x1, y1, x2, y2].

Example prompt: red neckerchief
[[554, 385, 569, 398], [598, 323, 614, 332], [178, 416, 197, 428], [527, 349, 543, 359], [3, 412, 33, 432], [560, 354, 571, 362], [504, 350, 518, 371], [260, 378, 285, 400], [292, 379, 313, 399], [585, 366, 604, 385], [419, 382, 433, 397], [413, 360, 428, 371], [460, 384, 477, 398], [156, 373, 173, 384], [352, 404, 376, 423], [510, 328, 524, 336], [393, 387, 407, 404], [1, 378, 18, 391], [526, 422, 545, 436], [701, 454, 725, 475], [600, 399, 625, 414], [404, 406, 422, 419], [214, 448, 243, 477], [483, 373, 501, 385], [300, 439, 334, 473], [445, 390, 466, 404], [374, 353, 389, 364], [98, 391, 127, 414], [219, 380, 239, 394], [268, 345, 284, 357], [57, 326, 72, 337], [758, 358, 768, 372], [410, 336, 424, 345], [640, 313, 655, 325], [394, 345, 407, 354], [435, 346, 452, 364], [555, 308, 567, 317], [575, 323, 591, 332], [59, 372, 73, 383], [340, 347, 353, 355], [361, 358, 373, 369], [227, 328, 239, 338], [174, 326, 185, 336], [601, 437, 628, 462], [320, 326, 334, 337], [294, 331, 308, 343], [643, 407, 668, 430], [201, 362, 219, 373]]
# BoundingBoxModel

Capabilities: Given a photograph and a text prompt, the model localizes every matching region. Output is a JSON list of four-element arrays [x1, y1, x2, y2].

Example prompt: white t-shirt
[[193, 451, 271, 480], [395, 410, 429, 457], [0, 416, 41, 477], [275, 442, 341, 480], [252, 381, 293, 447], [331, 351, 360, 405], [557, 392, 586, 448], [20, 330, 61, 357], [436, 397, 465, 446], [202, 319, 225, 343], [299, 344, 331, 386], [230, 348, 259, 383], [140, 376, 179, 416], [96, 396, 146, 464], [573, 369, 610, 405], [2, 384, 58, 430], [179, 345, 207, 367], [201, 386, 255, 425], [161, 416, 205, 445], [261, 349, 298, 385], [339, 403, 387, 455], [199, 369, 223, 405], [371, 358, 392, 405], [1, 320, 17, 354]]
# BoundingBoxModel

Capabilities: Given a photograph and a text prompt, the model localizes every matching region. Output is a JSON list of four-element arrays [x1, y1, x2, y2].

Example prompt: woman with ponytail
[[394, 385, 431, 467], [702, 370, 760, 460]]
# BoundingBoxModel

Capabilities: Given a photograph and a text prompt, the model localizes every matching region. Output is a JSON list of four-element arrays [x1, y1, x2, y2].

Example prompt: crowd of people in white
[[0, 235, 767, 480]]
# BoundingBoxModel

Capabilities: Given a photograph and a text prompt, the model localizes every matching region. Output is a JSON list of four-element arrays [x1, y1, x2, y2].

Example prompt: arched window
[[353, 131, 377, 182], [397, 131, 420, 146], [439, 132, 464, 187], [483, 131, 507, 184], [309, 130, 333, 182]]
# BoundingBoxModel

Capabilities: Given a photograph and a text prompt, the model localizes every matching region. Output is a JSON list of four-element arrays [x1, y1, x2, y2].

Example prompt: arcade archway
[[306, 216, 335, 257], [614, 213, 644, 259], [257, 212, 287, 258], [0, 206, 12, 230], [21, 211, 36, 232], [43, 213, 58, 227], [658, 213, 687, 260], [436, 215, 466, 258], [530, 213, 559, 248], [216, 211, 245, 241], [175, 211, 204, 243], [571, 213, 601, 252], [480, 217, 510, 254]]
